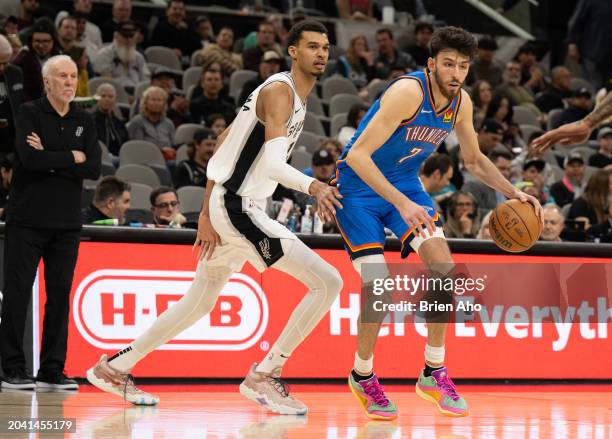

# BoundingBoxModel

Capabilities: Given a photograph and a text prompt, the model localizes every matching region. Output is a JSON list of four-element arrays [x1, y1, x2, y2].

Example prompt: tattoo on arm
[[585, 92, 612, 128]]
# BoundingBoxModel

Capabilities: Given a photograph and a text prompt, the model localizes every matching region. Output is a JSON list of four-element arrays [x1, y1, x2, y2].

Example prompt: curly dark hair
[[429, 26, 478, 60]]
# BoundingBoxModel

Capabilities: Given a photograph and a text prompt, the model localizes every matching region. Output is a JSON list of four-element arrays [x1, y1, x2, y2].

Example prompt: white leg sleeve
[[131, 260, 235, 358], [270, 238, 343, 355]]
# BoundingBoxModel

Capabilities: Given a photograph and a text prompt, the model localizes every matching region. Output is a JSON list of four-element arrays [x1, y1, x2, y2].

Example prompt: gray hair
[[96, 82, 117, 96], [0, 34, 12, 56], [543, 204, 564, 220], [140, 85, 168, 116], [42, 54, 77, 79]]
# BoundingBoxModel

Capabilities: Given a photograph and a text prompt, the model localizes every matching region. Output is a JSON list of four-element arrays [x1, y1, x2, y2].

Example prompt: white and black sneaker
[[1, 371, 36, 390], [36, 371, 79, 391]]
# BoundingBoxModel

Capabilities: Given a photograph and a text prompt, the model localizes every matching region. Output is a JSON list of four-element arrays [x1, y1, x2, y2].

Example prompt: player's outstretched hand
[[194, 212, 221, 260], [512, 189, 544, 227], [309, 180, 343, 223], [531, 120, 592, 153], [397, 198, 435, 239]]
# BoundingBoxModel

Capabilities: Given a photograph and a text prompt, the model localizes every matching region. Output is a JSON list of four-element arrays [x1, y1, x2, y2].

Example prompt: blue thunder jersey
[[333, 69, 462, 197]]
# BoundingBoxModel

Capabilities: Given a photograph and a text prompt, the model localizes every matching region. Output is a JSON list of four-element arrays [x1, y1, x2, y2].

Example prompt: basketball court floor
[[1, 383, 610, 438]]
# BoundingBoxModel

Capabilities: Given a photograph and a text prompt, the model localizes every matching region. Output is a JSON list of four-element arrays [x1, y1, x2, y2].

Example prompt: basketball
[[489, 199, 541, 252]]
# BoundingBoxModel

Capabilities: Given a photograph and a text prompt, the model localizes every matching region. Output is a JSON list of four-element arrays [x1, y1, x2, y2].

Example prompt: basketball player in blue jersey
[[334, 27, 543, 419]]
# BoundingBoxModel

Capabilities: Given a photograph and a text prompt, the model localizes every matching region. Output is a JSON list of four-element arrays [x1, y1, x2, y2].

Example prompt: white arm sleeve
[[263, 136, 315, 194]]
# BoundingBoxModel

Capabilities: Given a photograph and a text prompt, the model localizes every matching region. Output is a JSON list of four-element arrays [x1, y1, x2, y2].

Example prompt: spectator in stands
[[471, 79, 492, 125], [207, 113, 226, 136], [535, 66, 571, 114], [56, 0, 102, 49], [311, 148, 335, 182], [496, 61, 536, 109], [190, 61, 224, 101], [150, 0, 200, 66], [550, 152, 585, 207], [586, 195, 612, 243], [64, 45, 89, 97], [485, 93, 526, 152], [265, 13, 290, 48], [0, 35, 23, 156], [83, 176, 131, 224], [515, 42, 545, 94], [476, 211, 493, 239], [190, 68, 235, 125], [567, 168, 611, 230], [520, 158, 555, 205], [419, 153, 454, 214], [92, 83, 128, 156], [567, 0, 612, 89], [476, 119, 504, 156], [443, 191, 482, 239], [56, 15, 77, 53], [558, 88, 592, 127], [195, 26, 242, 78], [540, 204, 564, 242], [406, 21, 433, 68], [0, 154, 13, 219], [589, 126, 612, 168], [512, 130, 556, 187], [238, 50, 281, 105], [17, 0, 40, 30], [150, 186, 186, 227], [242, 20, 283, 72], [373, 28, 415, 80], [463, 149, 512, 212], [303, 138, 343, 177], [12, 18, 59, 102], [485, 93, 513, 130], [128, 86, 176, 159], [149, 67, 176, 94], [72, 11, 98, 60], [194, 15, 214, 49], [167, 89, 192, 127], [93, 20, 149, 89], [101, 0, 132, 43], [336, 35, 376, 91], [3, 15, 19, 36], [174, 128, 215, 188], [467, 37, 502, 88], [338, 102, 367, 147]]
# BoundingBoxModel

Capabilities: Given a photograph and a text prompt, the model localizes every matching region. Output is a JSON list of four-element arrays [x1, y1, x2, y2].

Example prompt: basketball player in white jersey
[[86, 20, 343, 415]]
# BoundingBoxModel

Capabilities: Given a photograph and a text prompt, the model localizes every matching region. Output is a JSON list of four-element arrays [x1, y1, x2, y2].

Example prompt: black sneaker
[[36, 371, 79, 391], [1, 370, 36, 390]]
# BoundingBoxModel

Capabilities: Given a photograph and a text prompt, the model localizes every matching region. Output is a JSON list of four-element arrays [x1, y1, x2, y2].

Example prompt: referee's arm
[[57, 114, 102, 180], [14, 104, 76, 172]]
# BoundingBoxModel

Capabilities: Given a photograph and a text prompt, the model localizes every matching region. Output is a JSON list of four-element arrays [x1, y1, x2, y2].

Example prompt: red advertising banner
[[37, 242, 612, 379]]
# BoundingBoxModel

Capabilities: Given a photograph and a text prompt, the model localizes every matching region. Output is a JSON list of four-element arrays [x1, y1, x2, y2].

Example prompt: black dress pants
[[0, 224, 80, 375]]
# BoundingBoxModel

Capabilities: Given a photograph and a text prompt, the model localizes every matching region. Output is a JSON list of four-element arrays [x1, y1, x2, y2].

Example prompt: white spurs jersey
[[207, 72, 306, 199]]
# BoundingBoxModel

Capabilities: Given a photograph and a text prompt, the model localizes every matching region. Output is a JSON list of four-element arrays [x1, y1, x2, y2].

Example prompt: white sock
[[256, 345, 290, 374], [353, 352, 373, 375], [108, 345, 145, 372], [425, 344, 445, 366]]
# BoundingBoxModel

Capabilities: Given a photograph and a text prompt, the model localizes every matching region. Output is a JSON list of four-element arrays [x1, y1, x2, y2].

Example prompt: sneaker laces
[[121, 373, 147, 399], [436, 374, 459, 401], [361, 378, 390, 407], [267, 376, 290, 398]]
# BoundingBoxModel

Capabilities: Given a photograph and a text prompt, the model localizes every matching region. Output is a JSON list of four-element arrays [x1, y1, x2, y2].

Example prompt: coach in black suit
[[0, 55, 101, 390]]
